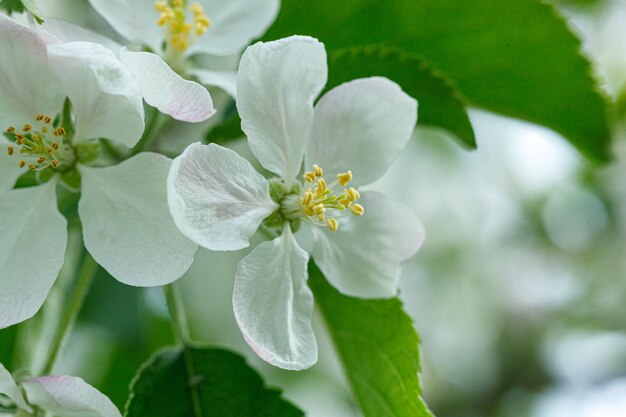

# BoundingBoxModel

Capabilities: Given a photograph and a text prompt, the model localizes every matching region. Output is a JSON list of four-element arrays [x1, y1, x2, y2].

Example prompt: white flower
[[0, 362, 121, 417], [167, 36, 425, 370], [40, 0, 279, 103], [0, 15, 197, 329]]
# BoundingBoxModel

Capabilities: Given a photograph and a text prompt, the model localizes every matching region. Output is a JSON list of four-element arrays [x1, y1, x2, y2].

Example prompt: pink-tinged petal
[[168, 143, 278, 251], [88, 0, 162, 52], [22, 375, 121, 417], [0, 14, 64, 130], [234, 227, 317, 370], [237, 36, 328, 184], [78, 153, 198, 287], [312, 191, 425, 298], [186, 0, 279, 56], [0, 362, 31, 412], [0, 180, 67, 329], [120, 50, 215, 122], [47, 42, 145, 147], [307, 77, 418, 187]]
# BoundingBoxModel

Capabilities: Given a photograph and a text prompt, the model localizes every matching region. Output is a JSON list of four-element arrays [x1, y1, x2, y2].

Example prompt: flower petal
[[307, 77, 418, 187], [40, 18, 123, 52], [22, 375, 121, 417], [233, 226, 317, 370], [188, 68, 237, 98], [47, 42, 145, 147], [312, 191, 425, 298], [78, 153, 197, 287], [236, 36, 327, 184], [0, 139, 24, 194], [120, 50, 215, 122], [88, 0, 162, 52], [0, 14, 64, 130], [0, 362, 32, 412], [186, 0, 279, 56], [168, 143, 277, 251], [0, 180, 67, 329]]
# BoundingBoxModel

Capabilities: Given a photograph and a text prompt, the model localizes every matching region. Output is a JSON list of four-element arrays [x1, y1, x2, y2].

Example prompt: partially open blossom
[[0, 14, 197, 329], [168, 36, 425, 370], [0, 362, 121, 417]]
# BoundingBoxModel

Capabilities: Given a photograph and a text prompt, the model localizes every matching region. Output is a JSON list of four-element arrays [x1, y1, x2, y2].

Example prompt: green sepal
[[75, 141, 101, 165], [60, 98, 75, 144], [36, 167, 55, 184], [59, 168, 81, 192]]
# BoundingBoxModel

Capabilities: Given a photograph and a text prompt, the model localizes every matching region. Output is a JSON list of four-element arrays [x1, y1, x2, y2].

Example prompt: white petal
[[0, 14, 64, 130], [0, 180, 67, 329], [22, 375, 121, 417], [120, 50, 215, 123], [312, 191, 425, 298], [236, 36, 328, 184], [47, 42, 145, 147], [0, 362, 31, 412], [168, 143, 277, 251], [186, 0, 279, 56], [78, 153, 197, 287], [88, 0, 162, 52], [188, 68, 237, 98], [40, 18, 123, 52], [0, 139, 23, 194], [233, 227, 317, 370], [307, 77, 418, 187]]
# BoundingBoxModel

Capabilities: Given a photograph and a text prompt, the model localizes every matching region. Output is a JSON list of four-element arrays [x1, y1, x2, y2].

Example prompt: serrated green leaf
[[328, 46, 475, 148], [309, 263, 434, 417], [125, 346, 304, 417], [265, 0, 611, 161]]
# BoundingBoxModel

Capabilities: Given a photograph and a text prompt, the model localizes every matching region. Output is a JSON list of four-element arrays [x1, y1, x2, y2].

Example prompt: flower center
[[280, 164, 365, 232], [154, 0, 210, 53], [4, 114, 74, 172]]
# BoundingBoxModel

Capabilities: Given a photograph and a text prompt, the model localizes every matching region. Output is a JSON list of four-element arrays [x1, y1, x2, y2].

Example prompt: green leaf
[[0, 0, 43, 23], [265, 0, 611, 160], [205, 112, 244, 145], [125, 346, 304, 417], [0, 0, 25, 14], [309, 263, 434, 417], [328, 46, 475, 148]]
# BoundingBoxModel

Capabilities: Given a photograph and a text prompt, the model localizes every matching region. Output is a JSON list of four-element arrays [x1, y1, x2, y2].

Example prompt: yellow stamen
[[338, 170, 352, 187], [313, 164, 323, 177], [303, 171, 316, 183], [18, 160, 25, 168], [326, 218, 339, 232], [347, 187, 360, 202], [6, 126, 15, 133], [350, 204, 365, 216], [22, 124, 32, 132], [7, 146, 13, 156]]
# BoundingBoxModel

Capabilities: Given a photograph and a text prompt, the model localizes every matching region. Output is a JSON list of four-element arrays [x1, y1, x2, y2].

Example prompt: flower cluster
[[0, 0, 424, 398]]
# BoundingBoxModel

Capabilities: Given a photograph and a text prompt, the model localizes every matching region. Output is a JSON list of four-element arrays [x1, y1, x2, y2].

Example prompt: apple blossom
[[0, 14, 197, 329], [167, 36, 425, 370], [0, 362, 121, 417]]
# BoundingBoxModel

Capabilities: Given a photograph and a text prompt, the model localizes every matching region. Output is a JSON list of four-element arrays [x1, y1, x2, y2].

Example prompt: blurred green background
[[2, 0, 626, 416]]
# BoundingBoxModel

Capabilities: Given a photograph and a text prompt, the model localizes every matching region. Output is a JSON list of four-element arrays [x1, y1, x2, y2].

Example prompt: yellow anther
[[18, 160, 25, 168], [304, 171, 316, 183], [350, 203, 365, 216], [37, 156, 46, 164], [22, 124, 32, 132], [43, 116, 51, 124], [7, 146, 14, 156], [300, 190, 314, 207], [313, 203, 325, 215], [53, 127, 66, 136], [316, 178, 327, 195], [36, 114, 44, 121], [313, 164, 323, 177], [172, 0, 183, 7], [317, 213, 326, 221], [326, 218, 339, 232], [28, 164, 36, 171], [50, 160, 59, 168], [51, 142, 59, 150], [15, 134, 24, 144], [41, 126, 48, 133], [347, 187, 360, 202], [337, 170, 352, 187], [6, 126, 15, 133], [339, 197, 351, 207]]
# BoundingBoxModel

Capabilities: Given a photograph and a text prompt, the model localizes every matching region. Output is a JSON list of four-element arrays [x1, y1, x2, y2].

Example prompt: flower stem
[[40, 251, 98, 375], [130, 108, 163, 156], [164, 283, 203, 416]]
